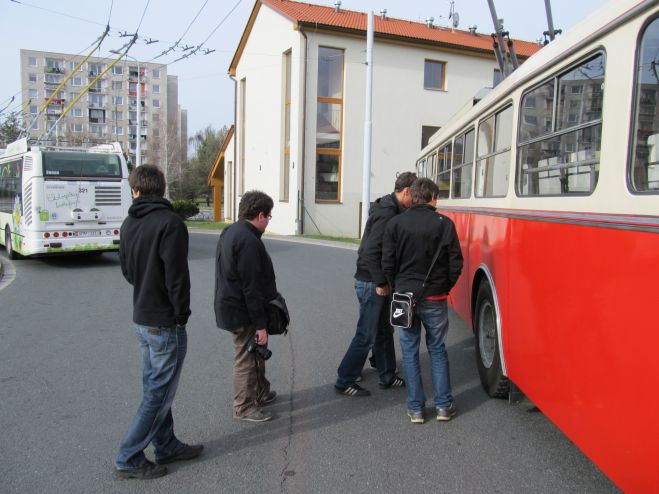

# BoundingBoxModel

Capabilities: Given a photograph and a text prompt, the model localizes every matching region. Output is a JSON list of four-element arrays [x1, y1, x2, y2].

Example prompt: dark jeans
[[115, 324, 187, 470], [336, 279, 397, 388]]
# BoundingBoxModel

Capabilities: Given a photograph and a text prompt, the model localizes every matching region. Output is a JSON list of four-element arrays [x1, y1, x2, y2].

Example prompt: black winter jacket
[[119, 196, 191, 327], [354, 192, 404, 285], [382, 204, 463, 298], [214, 220, 277, 331]]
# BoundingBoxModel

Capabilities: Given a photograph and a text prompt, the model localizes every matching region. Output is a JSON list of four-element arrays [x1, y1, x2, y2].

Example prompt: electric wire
[[148, 0, 210, 62]]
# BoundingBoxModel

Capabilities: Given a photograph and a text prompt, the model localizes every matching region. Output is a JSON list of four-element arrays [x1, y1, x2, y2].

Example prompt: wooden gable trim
[[208, 125, 235, 185]]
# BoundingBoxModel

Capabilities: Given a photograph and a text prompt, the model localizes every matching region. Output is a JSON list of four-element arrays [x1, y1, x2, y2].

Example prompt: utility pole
[[361, 11, 374, 236], [544, 0, 557, 41]]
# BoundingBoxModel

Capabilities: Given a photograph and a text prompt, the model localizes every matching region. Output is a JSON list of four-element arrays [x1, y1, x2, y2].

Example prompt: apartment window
[[45, 58, 63, 71], [424, 60, 446, 90], [71, 123, 82, 132], [89, 124, 105, 135], [72, 77, 82, 86], [69, 92, 79, 101], [72, 108, 83, 117], [315, 46, 344, 202], [152, 84, 160, 93], [28, 73, 37, 83], [112, 110, 123, 120], [152, 113, 160, 122], [89, 108, 106, 123], [153, 128, 160, 137], [517, 53, 604, 196], [451, 128, 475, 198], [421, 125, 440, 149], [112, 96, 123, 105], [112, 81, 122, 91], [152, 68, 160, 79], [69, 61, 77, 71], [28, 56, 37, 67], [88, 63, 104, 76], [152, 99, 160, 108], [89, 94, 105, 107], [476, 105, 513, 197], [112, 65, 123, 75], [630, 17, 659, 193], [112, 126, 123, 135], [29, 105, 38, 115], [28, 89, 38, 99], [281, 50, 292, 202]]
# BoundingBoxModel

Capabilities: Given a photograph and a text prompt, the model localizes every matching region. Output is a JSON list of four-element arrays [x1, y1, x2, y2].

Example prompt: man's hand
[[255, 328, 268, 346], [375, 284, 391, 297]]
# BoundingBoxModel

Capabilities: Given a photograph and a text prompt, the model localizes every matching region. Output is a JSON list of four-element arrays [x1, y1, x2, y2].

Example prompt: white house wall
[[222, 133, 235, 220], [234, 6, 302, 234]]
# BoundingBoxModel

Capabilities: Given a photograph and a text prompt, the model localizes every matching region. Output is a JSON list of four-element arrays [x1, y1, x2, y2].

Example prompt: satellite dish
[[452, 12, 460, 28]]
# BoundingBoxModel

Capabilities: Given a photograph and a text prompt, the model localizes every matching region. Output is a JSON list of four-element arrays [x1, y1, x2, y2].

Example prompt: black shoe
[[156, 444, 204, 465], [258, 391, 277, 406], [368, 355, 377, 369], [378, 375, 405, 389], [335, 383, 371, 397], [115, 460, 168, 480]]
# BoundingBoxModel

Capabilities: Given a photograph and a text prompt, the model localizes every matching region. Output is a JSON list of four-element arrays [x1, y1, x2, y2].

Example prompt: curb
[[187, 228, 359, 251], [0, 257, 4, 280]]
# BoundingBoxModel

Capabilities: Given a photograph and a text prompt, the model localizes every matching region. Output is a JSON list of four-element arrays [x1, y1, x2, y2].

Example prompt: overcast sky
[[1, 0, 608, 137]]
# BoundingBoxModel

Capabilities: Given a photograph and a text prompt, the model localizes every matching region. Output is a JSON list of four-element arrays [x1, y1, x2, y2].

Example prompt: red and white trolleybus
[[416, 0, 658, 491]]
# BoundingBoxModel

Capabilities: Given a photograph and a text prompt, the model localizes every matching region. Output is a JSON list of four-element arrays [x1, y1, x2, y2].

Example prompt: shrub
[[171, 199, 199, 219]]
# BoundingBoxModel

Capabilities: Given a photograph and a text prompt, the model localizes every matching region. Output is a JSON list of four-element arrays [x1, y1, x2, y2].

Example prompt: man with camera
[[382, 178, 463, 424], [214, 191, 278, 423]]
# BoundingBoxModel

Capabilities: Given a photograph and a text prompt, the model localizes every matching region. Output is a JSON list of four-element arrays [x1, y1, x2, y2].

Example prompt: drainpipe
[[230, 74, 238, 221], [298, 26, 308, 235]]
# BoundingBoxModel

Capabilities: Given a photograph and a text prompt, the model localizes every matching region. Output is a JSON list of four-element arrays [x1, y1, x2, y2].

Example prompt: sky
[[1, 0, 608, 138]]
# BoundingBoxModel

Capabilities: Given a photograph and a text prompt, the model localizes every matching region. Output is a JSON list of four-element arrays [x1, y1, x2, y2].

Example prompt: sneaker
[[378, 375, 405, 389], [156, 443, 204, 465], [334, 383, 371, 397], [115, 460, 168, 480], [436, 403, 457, 421], [368, 354, 377, 369], [258, 391, 277, 406], [407, 409, 425, 424], [236, 409, 273, 422]]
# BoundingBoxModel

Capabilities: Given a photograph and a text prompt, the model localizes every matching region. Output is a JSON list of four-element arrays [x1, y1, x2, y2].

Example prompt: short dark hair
[[411, 178, 439, 204], [238, 190, 274, 220], [394, 171, 417, 192], [128, 165, 166, 197]]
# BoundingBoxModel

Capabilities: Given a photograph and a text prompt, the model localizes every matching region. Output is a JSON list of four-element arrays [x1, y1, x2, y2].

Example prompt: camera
[[246, 338, 272, 361]]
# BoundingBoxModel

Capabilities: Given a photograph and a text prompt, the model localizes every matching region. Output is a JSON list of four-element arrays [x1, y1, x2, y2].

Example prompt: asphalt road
[[0, 232, 619, 493]]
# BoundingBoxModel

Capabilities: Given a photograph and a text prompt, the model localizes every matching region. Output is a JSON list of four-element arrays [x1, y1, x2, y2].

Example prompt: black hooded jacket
[[119, 196, 191, 327], [214, 220, 277, 331], [382, 204, 463, 298], [354, 192, 404, 286]]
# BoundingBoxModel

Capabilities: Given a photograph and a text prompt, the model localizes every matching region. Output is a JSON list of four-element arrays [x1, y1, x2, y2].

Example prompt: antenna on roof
[[426, 17, 434, 28], [380, 9, 387, 20], [449, 1, 459, 29], [334, 1, 341, 13]]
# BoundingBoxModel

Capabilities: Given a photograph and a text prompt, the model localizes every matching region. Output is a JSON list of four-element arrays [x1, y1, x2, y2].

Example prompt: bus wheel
[[474, 280, 509, 398], [5, 226, 16, 260]]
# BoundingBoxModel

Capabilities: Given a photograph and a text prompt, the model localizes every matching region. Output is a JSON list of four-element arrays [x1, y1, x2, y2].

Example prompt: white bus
[[415, 0, 658, 491], [0, 138, 131, 258]]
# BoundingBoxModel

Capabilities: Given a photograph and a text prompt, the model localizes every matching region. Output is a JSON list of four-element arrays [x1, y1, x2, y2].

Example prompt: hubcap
[[478, 299, 497, 368]]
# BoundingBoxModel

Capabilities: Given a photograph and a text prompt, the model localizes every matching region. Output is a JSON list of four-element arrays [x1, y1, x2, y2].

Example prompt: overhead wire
[[148, 0, 210, 62]]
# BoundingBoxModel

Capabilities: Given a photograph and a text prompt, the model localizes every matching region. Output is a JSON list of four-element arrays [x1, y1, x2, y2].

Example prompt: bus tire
[[474, 280, 509, 398], [5, 226, 16, 260]]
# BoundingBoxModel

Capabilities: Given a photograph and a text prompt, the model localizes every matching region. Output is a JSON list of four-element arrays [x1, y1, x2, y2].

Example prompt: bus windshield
[[42, 151, 122, 179]]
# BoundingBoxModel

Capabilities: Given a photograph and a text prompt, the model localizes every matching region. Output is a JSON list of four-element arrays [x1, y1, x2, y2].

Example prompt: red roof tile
[[261, 0, 541, 58]]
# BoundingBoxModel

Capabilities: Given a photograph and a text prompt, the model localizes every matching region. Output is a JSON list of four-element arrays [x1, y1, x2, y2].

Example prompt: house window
[[112, 65, 123, 75], [28, 89, 38, 99], [89, 94, 105, 108], [112, 96, 123, 105], [152, 68, 160, 79], [88, 63, 104, 76], [28, 73, 37, 83], [72, 77, 82, 86], [28, 56, 37, 67], [424, 60, 446, 90], [152, 84, 160, 93], [152, 99, 160, 108], [421, 125, 440, 149], [89, 108, 106, 123], [112, 111, 123, 120], [29, 105, 38, 115], [476, 105, 513, 197], [112, 81, 122, 90], [630, 17, 659, 193], [71, 123, 82, 133], [72, 108, 83, 117], [89, 124, 105, 136], [112, 126, 123, 135], [69, 92, 79, 101], [281, 50, 292, 202], [315, 46, 344, 202]]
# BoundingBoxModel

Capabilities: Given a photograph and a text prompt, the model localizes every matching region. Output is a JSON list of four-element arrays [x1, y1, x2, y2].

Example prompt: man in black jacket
[[334, 172, 416, 396], [215, 190, 278, 422], [115, 165, 202, 480], [382, 178, 463, 424]]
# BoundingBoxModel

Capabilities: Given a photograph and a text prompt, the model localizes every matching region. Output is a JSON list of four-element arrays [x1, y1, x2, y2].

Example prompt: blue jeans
[[115, 324, 187, 470], [398, 299, 453, 411], [336, 280, 397, 388]]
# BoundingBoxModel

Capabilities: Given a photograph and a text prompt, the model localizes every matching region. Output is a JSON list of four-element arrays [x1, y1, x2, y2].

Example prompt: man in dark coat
[[335, 172, 416, 396], [215, 190, 278, 422], [115, 165, 202, 480]]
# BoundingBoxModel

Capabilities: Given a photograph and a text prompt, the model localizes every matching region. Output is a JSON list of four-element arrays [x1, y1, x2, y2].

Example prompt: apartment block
[[19, 49, 186, 174]]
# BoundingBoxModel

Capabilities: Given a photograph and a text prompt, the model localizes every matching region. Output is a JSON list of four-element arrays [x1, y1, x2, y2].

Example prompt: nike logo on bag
[[393, 308, 404, 318]]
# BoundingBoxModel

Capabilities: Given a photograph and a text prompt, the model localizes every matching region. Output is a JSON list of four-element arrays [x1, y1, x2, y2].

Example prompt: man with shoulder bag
[[382, 178, 463, 424], [214, 191, 283, 423]]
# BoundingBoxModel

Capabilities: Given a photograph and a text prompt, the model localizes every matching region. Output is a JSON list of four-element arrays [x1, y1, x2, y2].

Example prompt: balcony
[[44, 66, 65, 74], [44, 97, 65, 105], [88, 71, 105, 79], [89, 117, 106, 124], [44, 79, 63, 86], [88, 87, 105, 94], [88, 102, 106, 109]]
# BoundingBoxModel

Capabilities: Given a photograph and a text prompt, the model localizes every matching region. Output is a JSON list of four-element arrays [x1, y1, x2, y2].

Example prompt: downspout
[[231, 74, 238, 221], [298, 26, 308, 235]]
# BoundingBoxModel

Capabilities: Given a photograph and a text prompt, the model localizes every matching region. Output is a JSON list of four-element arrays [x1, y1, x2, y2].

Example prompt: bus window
[[427, 153, 436, 180], [630, 17, 659, 193], [436, 143, 452, 198], [42, 151, 122, 179], [476, 105, 512, 197], [517, 53, 604, 196], [452, 128, 474, 198], [0, 159, 22, 214]]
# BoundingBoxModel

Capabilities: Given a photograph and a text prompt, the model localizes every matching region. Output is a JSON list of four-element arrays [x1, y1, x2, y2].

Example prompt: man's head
[[128, 165, 166, 198], [411, 177, 439, 206], [239, 190, 274, 232], [394, 171, 417, 209]]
